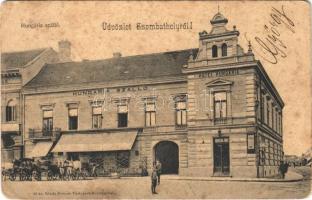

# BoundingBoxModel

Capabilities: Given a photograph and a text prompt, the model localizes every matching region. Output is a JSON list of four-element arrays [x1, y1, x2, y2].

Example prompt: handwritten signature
[[247, 6, 295, 64]]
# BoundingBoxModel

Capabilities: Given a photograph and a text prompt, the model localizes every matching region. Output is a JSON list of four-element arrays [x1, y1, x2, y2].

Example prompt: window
[[68, 108, 78, 130], [212, 45, 218, 58], [266, 100, 270, 126], [265, 138, 269, 165], [275, 109, 278, 132], [278, 112, 282, 134], [176, 101, 187, 126], [43, 110, 53, 135], [92, 106, 102, 129], [118, 104, 128, 127], [67, 152, 79, 161], [247, 133, 255, 154], [6, 100, 16, 122], [145, 103, 156, 127], [214, 92, 227, 119], [261, 94, 265, 122], [221, 43, 227, 57], [271, 104, 274, 129], [117, 151, 130, 168]]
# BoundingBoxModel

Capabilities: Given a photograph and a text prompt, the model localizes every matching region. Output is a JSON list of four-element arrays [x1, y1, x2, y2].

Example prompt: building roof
[[25, 48, 198, 88], [1, 48, 47, 71]]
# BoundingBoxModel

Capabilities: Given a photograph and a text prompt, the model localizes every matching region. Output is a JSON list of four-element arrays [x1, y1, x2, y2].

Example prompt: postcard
[[1, 1, 311, 199]]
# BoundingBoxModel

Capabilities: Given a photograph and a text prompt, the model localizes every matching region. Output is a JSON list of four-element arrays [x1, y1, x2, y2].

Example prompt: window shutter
[[150, 112, 156, 126]]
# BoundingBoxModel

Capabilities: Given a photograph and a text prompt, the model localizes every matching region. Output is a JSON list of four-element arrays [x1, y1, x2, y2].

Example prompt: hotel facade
[[20, 12, 284, 178]]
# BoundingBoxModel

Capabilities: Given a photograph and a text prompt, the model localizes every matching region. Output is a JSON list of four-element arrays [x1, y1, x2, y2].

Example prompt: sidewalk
[[160, 171, 303, 182]]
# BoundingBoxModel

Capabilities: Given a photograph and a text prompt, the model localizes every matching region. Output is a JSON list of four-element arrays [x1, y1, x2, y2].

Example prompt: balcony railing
[[28, 128, 61, 141], [214, 117, 232, 125]]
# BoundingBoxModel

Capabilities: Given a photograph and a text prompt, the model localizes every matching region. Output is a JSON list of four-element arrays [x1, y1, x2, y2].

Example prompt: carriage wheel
[[71, 173, 76, 180], [9, 173, 16, 181], [20, 173, 25, 181], [35, 172, 41, 181], [81, 172, 86, 180], [47, 171, 53, 181]]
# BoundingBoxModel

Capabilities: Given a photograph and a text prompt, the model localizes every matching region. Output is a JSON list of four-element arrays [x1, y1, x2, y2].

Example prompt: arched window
[[212, 45, 218, 58], [6, 100, 16, 122], [222, 43, 227, 57]]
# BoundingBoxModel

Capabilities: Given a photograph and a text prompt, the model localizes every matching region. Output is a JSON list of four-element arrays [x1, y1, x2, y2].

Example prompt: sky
[[1, 1, 311, 156]]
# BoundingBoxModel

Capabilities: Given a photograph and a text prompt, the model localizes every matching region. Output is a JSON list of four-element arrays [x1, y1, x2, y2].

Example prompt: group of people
[[151, 160, 162, 194], [56, 159, 83, 179]]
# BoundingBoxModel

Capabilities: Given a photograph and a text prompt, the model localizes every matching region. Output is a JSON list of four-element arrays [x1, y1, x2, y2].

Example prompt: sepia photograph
[[0, 1, 311, 199]]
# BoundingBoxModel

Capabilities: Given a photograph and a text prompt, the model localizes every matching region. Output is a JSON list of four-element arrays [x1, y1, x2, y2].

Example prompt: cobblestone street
[[2, 167, 311, 199]]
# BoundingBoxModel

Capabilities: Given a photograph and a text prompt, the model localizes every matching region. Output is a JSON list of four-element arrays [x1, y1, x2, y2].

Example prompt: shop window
[[176, 101, 187, 126], [43, 110, 53, 135], [69, 108, 78, 130], [6, 100, 16, 122], [92, 106, 102, 129], [212, 45, 218, 58], [145, 103, 156, 127], [118, 104, 128, 127], [221, 43, 227, 57], [117, 151, 130, 168], [214, 92, 227, 119], [67, 152, 79, 161]]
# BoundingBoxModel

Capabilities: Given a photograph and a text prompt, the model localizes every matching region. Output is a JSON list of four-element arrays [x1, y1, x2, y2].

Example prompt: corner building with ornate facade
[[22, 13, 284, 178]]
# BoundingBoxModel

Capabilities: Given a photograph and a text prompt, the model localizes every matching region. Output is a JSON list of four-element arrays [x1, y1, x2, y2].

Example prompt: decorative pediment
[[205, 78, 233, 87]]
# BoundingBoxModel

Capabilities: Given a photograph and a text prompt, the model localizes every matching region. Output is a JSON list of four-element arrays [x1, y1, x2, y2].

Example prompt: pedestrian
[[279, 161, 289, 179], [151, 167, 158, 194], [155, 160, 162, 185], [91, 162, 97, 177]]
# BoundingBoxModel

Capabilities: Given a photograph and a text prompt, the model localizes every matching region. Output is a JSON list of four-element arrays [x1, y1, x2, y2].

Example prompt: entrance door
[[213, 137, 230, 175], [154, 141, 179, 174]]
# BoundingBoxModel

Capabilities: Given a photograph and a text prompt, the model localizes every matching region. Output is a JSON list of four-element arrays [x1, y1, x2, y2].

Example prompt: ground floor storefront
[[23, 127, 283, 178]]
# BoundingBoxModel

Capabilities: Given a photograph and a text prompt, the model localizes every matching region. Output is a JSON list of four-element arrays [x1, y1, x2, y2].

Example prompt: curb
[[163, 177, 303, 182], [161, 171, 304, 183]]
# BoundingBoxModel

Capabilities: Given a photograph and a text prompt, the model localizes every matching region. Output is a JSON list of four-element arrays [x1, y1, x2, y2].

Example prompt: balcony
[[214, 117, 233, 125], [28, 128, 61, 142], [1, 122, 21, 132]]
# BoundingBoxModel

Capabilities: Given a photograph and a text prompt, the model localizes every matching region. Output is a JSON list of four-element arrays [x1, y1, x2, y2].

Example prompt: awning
[[28, 141, 53, 158], [51, 132, 137, 153]]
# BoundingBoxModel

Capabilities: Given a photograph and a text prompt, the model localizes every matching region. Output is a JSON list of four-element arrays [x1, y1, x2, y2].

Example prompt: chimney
[[58, 40, 71, 62], [113, 52, 122, 58]]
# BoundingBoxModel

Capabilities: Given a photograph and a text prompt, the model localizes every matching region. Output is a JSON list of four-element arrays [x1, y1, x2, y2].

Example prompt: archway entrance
[[154, 141, 179, 174]]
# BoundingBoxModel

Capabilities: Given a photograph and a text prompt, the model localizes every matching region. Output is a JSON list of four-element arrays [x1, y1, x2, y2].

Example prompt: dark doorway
[[154, 141, 179, 174], [213, 137, 230, 176]]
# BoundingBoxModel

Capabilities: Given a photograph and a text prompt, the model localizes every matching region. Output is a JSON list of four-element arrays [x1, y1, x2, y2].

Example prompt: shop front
[[51, 131, 139, 176]]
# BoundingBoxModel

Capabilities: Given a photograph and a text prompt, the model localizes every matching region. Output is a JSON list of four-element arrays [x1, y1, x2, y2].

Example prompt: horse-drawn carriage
[[2, 157, 91, 181], [2, 158, 60, 181], [2, 158, 35, 181]]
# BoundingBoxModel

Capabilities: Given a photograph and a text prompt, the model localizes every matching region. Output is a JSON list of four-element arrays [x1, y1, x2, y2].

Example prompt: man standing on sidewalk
[[156, 160, 162, 185], [151, 167, 158, 194]]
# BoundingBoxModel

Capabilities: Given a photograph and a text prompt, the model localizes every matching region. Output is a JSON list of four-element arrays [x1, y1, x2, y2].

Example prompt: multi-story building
[[21, 12, 284, 178], [1, 41, 71, 163]]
